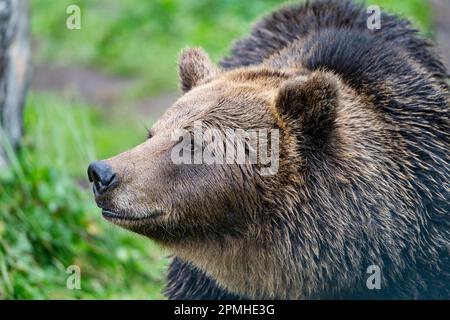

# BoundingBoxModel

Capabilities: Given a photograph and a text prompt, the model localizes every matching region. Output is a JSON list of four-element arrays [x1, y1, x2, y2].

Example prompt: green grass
[[31, 0, 432, 97], [367, 0, 432, 31], [31, 0, 283, 97], [23, 93, 149, 176], [0, 94, 167, 299]]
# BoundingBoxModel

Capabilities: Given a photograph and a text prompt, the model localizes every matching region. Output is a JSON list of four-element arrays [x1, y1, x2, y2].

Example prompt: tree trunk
[[0, 0, 31, 168]]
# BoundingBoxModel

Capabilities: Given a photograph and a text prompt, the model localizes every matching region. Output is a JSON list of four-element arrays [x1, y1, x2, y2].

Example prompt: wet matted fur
[[95, 0, 449, 299]]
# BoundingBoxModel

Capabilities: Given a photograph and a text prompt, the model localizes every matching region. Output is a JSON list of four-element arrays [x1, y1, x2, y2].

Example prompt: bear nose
[[87, 161, 117, 195]]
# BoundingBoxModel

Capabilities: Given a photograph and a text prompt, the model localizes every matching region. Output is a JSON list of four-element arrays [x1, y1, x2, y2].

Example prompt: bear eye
[[146, 128, 154, 139]]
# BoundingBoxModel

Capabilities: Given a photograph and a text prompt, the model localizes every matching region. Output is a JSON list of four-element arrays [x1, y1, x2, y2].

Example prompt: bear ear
[[275, 71, 340, 149], [178, 47, 219, 93]]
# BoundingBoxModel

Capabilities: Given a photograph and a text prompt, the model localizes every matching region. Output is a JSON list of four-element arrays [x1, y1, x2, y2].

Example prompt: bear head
[[88, 47, 386, 299]]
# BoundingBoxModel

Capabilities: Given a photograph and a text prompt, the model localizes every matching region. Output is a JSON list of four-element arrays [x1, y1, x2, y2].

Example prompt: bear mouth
[[102, 209, 163, 222]]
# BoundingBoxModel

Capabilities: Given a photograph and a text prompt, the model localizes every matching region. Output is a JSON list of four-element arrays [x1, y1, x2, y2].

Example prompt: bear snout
[[87, 161, 118, 196]]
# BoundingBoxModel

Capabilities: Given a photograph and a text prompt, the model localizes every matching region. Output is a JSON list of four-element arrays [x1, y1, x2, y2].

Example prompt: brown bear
[[88, 0, 450, 299]]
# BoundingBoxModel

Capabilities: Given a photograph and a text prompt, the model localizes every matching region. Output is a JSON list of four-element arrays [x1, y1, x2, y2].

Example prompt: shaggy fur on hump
[[165, 0, 450, 299]]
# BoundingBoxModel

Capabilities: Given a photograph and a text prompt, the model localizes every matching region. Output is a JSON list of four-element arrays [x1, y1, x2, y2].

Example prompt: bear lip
[[101, 209, 163, 221]]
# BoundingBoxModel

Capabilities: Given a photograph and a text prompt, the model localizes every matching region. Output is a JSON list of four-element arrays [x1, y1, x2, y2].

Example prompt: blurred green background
[[0, 0, 434, 299]]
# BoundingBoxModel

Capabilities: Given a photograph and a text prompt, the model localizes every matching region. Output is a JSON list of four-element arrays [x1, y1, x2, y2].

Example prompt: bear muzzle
[[87, 161, 118, 196], [87, 160, 165, 227]]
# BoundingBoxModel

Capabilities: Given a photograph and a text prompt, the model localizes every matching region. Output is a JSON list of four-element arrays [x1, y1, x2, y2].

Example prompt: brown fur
[[90, 0, 450, 299]]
